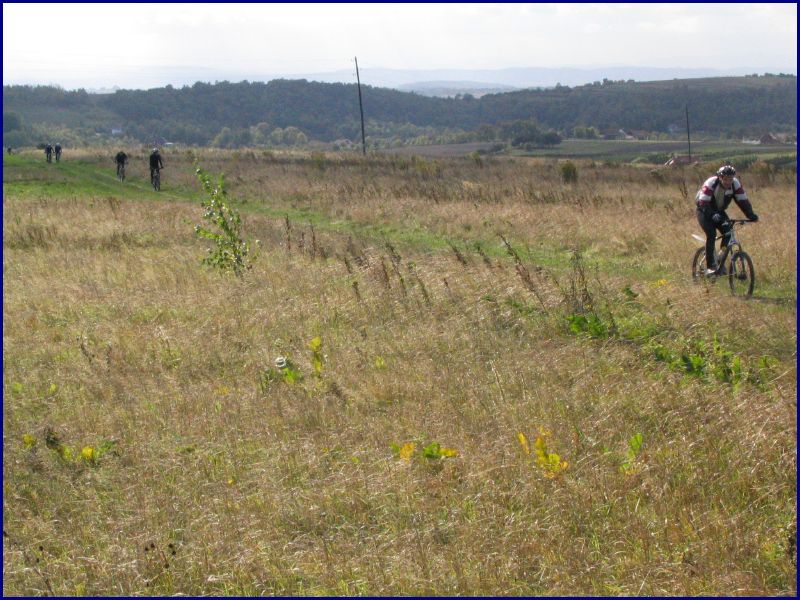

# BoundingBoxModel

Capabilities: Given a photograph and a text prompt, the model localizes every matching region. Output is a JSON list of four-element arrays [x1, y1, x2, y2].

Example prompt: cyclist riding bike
[[54, 143, 62, 162], [44, 143, 53, 163], [695, 165, 758, 275], [115, 150, 128, 179], [149, 147, 163, 187]]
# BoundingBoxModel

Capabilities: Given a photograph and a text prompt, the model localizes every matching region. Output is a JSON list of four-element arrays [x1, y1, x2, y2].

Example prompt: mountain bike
[[151, 167, 161, 191], [116, 162, 126, 182], [691, 219, 756, 297]]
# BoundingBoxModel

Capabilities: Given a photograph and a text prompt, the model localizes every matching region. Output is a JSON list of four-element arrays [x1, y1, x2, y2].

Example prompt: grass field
[[379, 138, 796, 162], [514, 139, 797, 162], [3, 148, 796, 595]]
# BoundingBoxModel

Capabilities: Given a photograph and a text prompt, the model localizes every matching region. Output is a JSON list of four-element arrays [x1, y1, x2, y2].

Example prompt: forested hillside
[[3, 74, 796, 148]]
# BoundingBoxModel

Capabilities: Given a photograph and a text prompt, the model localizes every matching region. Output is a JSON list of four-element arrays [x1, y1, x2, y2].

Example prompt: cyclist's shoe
[[705, 268, 717, 276]]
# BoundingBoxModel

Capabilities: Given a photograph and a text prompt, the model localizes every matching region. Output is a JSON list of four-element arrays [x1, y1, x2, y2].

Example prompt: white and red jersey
[[695, 175, 753, 215]]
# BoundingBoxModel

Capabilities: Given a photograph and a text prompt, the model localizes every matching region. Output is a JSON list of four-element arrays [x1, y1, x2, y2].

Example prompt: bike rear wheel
[[691, 247, 708, 281], [118, 166, 125, 182], [152, 171, 160, 191], [728, 251, 754, 297]]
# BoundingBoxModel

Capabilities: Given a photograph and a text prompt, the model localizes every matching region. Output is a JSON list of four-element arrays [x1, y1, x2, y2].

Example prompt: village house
[[663, 155, 701, 167], [627, 129, 651, 140], [601, 128, 634, 140]]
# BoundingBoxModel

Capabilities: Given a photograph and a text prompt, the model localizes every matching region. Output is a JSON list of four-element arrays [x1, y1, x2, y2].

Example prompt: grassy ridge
[[3, 149, 796, 595]]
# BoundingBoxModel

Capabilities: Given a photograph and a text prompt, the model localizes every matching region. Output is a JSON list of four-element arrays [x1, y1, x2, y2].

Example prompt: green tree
[[501, 120, 543, 146], [212, 127, 234, 148], [475, 124, 497, 141], [250, 122, 272, 145], [282, 126, 307, 146], [268, 128, 284, 145], [541, 130, 562, 146], [3, 111, 22, 131], [233, 128, 253, 147], [3, 130, 28, 148], [573, 126, 599, 139]]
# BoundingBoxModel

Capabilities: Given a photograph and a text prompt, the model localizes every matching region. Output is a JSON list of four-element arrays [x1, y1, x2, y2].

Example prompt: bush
[[469, 151, 484, 168], [310, 151, 327, 171], [193, 164, 256, 277], [560, 160, 578, 183]]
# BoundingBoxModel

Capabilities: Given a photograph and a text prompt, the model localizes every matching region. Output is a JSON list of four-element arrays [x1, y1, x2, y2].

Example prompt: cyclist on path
[[149, 147, 163, 187], [695, 164, 758, 274], [115, 150, 128, 178]]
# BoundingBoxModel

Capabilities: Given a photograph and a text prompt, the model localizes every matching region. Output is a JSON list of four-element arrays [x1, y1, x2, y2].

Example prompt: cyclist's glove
[[748, 213, 759, 222], [711, 213, 724, 224]]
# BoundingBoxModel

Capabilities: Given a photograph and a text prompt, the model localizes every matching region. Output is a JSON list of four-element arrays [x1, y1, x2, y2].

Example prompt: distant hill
[[8, 65, 792, 95], [3, 74, 796, 147], [263, 66, 797, 90], [397, 81, 520, 98]]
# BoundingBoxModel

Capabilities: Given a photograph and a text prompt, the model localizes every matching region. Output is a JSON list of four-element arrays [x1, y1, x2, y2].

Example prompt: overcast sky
[[4, 3, 797, 90]]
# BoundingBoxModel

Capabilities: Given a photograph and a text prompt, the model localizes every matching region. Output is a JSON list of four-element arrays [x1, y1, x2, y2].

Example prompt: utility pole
[[355, 57, 366, 156], [685, 103, 692, 162]]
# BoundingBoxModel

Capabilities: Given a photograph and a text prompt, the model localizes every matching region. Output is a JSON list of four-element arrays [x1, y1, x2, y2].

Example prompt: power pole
[[685, 103, 692, 162], [355, 57, 366, 156]]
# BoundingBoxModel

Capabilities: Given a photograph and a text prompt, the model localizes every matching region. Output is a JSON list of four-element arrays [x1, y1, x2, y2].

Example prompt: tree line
[[3, 75, 796, 149]]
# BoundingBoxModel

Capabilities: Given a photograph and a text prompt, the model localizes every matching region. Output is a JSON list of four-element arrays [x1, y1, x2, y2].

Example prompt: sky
[[3, 2, 797, 90]]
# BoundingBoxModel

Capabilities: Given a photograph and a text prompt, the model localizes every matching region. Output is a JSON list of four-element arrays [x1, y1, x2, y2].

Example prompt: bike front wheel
[[728, 251, 754, 297], [691, 247, 707, 281]]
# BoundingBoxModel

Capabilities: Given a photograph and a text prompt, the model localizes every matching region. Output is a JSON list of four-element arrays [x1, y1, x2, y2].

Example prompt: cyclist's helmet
[[717, 165, 736, 177], [152, 147, 159, 153]]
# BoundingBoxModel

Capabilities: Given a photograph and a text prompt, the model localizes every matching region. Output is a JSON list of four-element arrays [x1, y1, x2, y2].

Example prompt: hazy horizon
[[6, 65, 798, 95], [4, 3, 796, 91]]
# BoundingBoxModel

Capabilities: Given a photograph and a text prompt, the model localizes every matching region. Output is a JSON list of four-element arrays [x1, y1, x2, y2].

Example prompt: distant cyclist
[[54, 143, 62, 162], [695, 164, 758, 274], [115, 150, 128, 180], [149, 147, 163, 187], [44, 143, 53, 163]]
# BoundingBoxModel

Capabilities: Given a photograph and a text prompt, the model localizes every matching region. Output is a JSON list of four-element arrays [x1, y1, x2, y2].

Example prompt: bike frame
[[714, 224, 743, 268], [692, 219, 749, 270]]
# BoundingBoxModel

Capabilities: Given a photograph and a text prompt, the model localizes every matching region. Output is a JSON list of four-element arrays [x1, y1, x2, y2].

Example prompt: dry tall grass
[[3, 150, 796, 595]]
